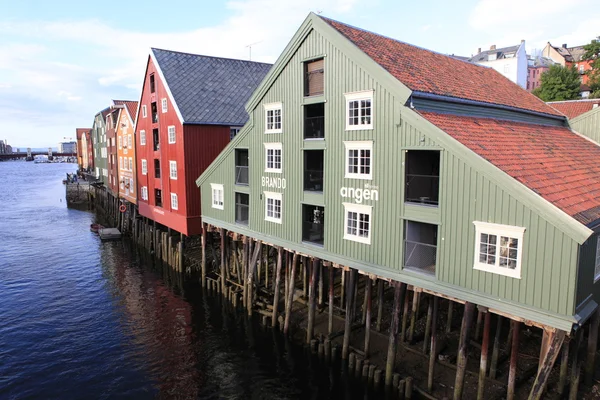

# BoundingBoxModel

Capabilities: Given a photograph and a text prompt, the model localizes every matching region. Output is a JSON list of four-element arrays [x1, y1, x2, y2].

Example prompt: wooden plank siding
[[198, 21, 587, 329], [571, 107, 600, 144]]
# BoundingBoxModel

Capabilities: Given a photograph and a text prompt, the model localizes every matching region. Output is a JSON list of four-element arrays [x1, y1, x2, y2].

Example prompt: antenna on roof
[[245, 41, 262, 61]]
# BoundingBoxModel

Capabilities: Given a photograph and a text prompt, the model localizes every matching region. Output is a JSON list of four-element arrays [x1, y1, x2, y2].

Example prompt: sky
[[0, 0, 598, 148]]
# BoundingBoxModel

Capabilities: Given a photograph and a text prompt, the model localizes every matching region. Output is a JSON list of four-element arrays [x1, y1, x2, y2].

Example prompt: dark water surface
[[0, 162, 365, 399]]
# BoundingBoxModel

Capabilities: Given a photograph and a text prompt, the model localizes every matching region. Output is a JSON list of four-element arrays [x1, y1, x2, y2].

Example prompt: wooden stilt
[[528, 328, 566, 400], [328, 265, 334, 335], [318, 261, 323, 308], [558, 338, 570, 397], [352, 274, 358, 318], [220, 228, 226, 295], [585, 308, 600, 385], [283, 252, 298, 335], [385, 282, 407, 387], [201, 223, 207, 288], [489, 314, 503, 379], [340, 269, 346, 309], [264, 246, 269, 289], [446, 300, 453, 333], [569, 330, 584, 400], [453, 301, 475, 400], [364, 277, 372, 359], [507, 320, 520, 400], [401, 289, 410, 342], [303, 256, 308, 298], [477, 310, 491, 400], [475, 310, 483, 341], [242, 238, 248, 308], [307, 258, 320, 344], [284, 252, 290, 312], [271, 247, 283, 328], [423, 295, 433, 354], [376, 279, 384, 332], [427, 296, 439, 392], [246, 240, 262, 316], [342, 268, 356, 360]]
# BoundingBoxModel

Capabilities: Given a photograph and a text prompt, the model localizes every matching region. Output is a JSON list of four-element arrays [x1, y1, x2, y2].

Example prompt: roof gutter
[[411, 91, 567, 123]]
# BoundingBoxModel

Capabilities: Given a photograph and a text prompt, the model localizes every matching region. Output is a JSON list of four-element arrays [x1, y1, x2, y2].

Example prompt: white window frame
[[142, 105, 147, 118], [119, 156, 123, 170], [129, 157, 133, 171], [118, 136, 122, 149], [140, 130, 146, 145], [343, 203, 372, 245], [141, 159, 147, 175], [168, 126, 176, 144], [141, 186, 148, 200], [344, 90, 374, 131], [211, 183, 224, 210], [161, 98, 168, 113], [264, 102, 283, 134], [169, 160, 177, 180], [344, 141, 373, 180], [473, 221, 525, 279], [264, 191, 282, 224], [128, 134, 132, 148], [264, 142, 282, 173], [595, 236, 600, 282], [170, 193, 178, 210]]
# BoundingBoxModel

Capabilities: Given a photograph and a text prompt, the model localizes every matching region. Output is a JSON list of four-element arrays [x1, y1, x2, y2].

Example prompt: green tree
[[532, 64, 581, 101], [582, 36, 600, 97]]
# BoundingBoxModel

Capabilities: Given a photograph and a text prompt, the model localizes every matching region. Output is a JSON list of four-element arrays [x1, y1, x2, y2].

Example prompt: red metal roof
[[113, 100, 138, 122], [548, 99, 600, 119], [75, 128, 89, 140], [321, 17, 562, 117], [420, 112, 600, 225]]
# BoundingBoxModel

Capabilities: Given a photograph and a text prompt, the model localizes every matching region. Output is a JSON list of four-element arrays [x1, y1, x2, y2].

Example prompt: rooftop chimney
[[477, 47, 481, 54], [490, 45, 496, 50], [562, 43, 567, 48]]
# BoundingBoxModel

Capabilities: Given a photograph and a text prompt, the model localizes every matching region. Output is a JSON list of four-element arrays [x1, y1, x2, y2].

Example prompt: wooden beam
[[364, 277, 372, 358], [423, 295, 433, 354], [528, 328, 566, 400], [307, 258, 320, 344], [454, 301, 475, 400], [585, 308, 600, 385], [271, 247, 283, 328], [385, 282, 407, 387], [342, 268, 357, 360], [201, 223, 207, 288], [489, 314, 503, 379], [507, 320, 520, 400], [246, 240, 262, 316], [283, 252, 298, 335], [477, 311, 491, 400], [569, 329, 584, 400], [376, 279, 384, 332], [427, 296, 439, 392], [328, 264, 334, 335]]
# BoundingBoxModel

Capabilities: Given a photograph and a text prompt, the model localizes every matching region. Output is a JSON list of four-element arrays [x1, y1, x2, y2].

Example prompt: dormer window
[[304, 58, 324, 97]]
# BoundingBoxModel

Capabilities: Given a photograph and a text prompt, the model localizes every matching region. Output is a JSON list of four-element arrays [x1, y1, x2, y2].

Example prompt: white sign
[[340, 185, 379, 204], [262, 176, 286, 189]]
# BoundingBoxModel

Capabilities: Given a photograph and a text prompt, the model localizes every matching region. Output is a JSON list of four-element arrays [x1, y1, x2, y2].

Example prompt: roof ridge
[[151, 47, 272, 66], [548, 99, 600, 104]]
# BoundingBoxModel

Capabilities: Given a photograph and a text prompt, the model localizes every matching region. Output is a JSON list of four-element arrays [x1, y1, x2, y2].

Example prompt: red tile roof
[[113, 100, 138, 123], [548, 99, 600, 119], [420, 112, 600, 225], [321, 17, 562, 117]]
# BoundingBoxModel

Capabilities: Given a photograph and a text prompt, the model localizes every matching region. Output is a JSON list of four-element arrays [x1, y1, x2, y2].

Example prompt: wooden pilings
[[307, 258, 320, 344], [528, 328, 566, 400], [385, 282, 406, 387], [454, 302, 475, 400], [507, 320, 520, 400], [342, 268, 357, 360], [476, 309, 491, 400], [272, 247, 283, 328]]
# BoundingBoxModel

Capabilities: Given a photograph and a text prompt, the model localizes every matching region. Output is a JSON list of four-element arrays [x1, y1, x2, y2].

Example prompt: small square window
[[161, 98, 168, 113], [171, 193, 178, 210], [264, 191, 282, 223], [141, 159, 147, 175], [264, 102, 283, 133], [345, 90, 373, 130], [473, 221, 525, 279], [211, 183, 224, 210], [343, 203, 372, 244], [169, 161, 177, 180], [264, 142, 282, 173], [344, 141, 373, 180], [140, 130, 146, 145], [168, 126, 176, 144]]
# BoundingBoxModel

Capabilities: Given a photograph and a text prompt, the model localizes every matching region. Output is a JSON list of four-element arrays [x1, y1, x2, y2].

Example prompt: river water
[[0, 161, 367, 399]]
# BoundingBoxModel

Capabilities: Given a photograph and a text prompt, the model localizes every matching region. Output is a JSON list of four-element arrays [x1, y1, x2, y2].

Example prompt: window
[[344, 141, 372, 180], [343, 203, 372, 244], [264, 103, 282, 133], [153, 128, 160, 151], [404, 220, 437, 275], [161, 98, 168, 113], [118, 136, 122, 149], [235, 149, 249, 185], [302, 204, 325, 245], [235, 193, 249, 225], [129, 158, 133, 171], [141, 159, 147, 175], [230, 127, 242, 141], [304, 58, 324, 96], [211, 183, 224, 210], [265, 191, 282, 223], [264, 143, 282, 173], [304, 103, 325, 139], [168, 126, 176, 144], [149, 74, 156, 93], [595, 236, 600, 281], [140, 130, 146, 145], [155, 189, 162, 207], [345, 90, 373, 130], [171, 193, 178, 210], [304, 150, 324, 192], [128, 134, 132, 148], [142, 105, 147, 118], [504, 64, 510, 74], [405, 150, 440, 206], [169, 161, 177, 179], [154, 159, 161, 178], [151, 102, 158, 123], [473, 221, 525, 279], [141, 186, 148, 200], [119, 156, 123, 170]]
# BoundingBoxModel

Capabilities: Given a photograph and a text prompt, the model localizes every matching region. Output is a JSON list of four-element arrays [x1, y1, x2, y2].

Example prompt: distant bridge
[[0, 152, 77, 160]]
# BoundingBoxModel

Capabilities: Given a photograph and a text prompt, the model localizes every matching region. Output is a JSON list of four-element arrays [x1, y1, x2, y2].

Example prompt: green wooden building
[[197, 13, 600, 341], [91, 107, 109, 185]]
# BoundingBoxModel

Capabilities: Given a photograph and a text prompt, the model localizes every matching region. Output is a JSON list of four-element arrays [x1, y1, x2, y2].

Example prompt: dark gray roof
[[469, 44, 520, 63], [151, 48, 272, 125]]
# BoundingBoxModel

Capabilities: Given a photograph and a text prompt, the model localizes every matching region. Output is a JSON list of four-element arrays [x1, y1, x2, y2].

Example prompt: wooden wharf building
[[196, 13, 600, 399]]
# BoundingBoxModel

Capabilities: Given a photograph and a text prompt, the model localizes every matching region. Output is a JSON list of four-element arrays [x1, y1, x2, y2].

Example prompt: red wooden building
[[135, 48, 271, 236], [105, 106, 120, 195], [75, 128, 91, 171]]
